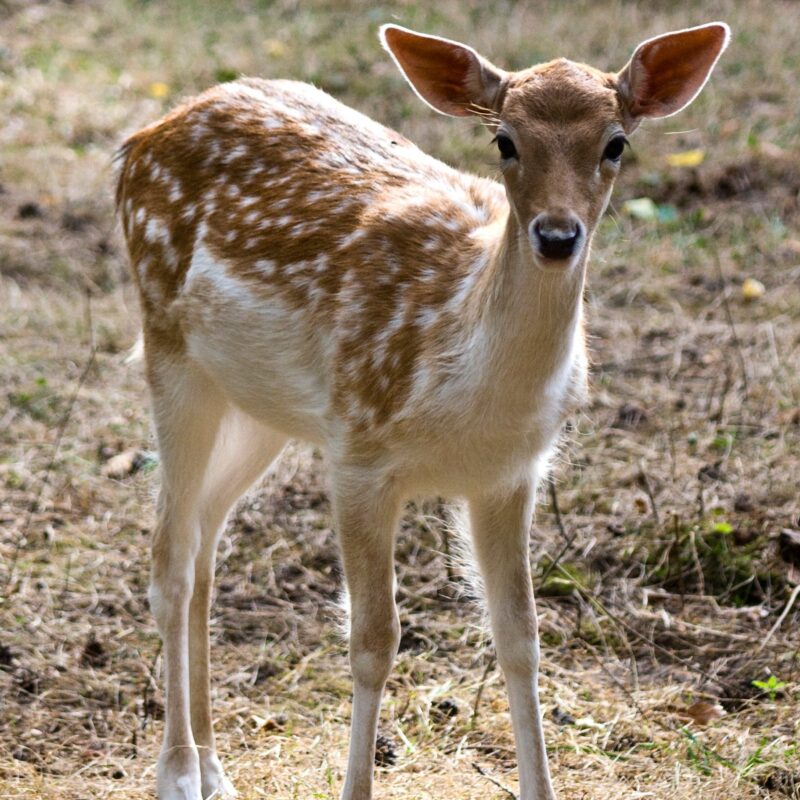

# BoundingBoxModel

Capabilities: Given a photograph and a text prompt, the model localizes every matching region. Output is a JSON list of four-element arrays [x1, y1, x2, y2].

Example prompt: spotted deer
[[116, 21, 729, 800]]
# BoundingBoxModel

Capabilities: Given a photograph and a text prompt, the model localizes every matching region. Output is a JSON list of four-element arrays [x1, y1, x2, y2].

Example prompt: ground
[[1, 1, 799, 798]]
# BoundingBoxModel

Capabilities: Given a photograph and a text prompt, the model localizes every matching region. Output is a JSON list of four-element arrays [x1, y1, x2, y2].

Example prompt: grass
[[1, 0, 799, 798]]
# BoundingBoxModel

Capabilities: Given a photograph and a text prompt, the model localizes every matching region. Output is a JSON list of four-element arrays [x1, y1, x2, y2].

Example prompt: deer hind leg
[[148, 354, 227, 800], [190, 409, 287, 799], [468, 477, 557, 800], [333, 467, 401, 800]]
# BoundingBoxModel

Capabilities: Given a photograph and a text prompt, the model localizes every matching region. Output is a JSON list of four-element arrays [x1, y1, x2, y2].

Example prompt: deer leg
[[148, 359, 227, 800], [333, 469, 401, 800], [189, 410, 288, 798], [469, 478, 556, 800]]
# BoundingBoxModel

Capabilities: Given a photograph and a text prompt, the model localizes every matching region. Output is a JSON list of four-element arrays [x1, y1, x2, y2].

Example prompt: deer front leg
[[333, 468, 401, 800], [469, 478, 556, 800]]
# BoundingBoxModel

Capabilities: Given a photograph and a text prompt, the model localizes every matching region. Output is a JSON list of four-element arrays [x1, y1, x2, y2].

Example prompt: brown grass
[[1, 1, 799, 798]]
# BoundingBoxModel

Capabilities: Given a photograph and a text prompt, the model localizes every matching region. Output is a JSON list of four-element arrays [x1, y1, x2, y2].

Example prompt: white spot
[[338, 228, 366, 249], [313, 254, 329, 273], [284, 260, 306, 276], [145, 217, 168, 245], [254, 258, 276, 277], [224, 144, 248, 163], [415, 307, 440, 329]]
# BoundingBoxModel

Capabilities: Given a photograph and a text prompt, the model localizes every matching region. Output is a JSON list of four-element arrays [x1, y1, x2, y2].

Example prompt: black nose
[[533, 218, 582, 260]]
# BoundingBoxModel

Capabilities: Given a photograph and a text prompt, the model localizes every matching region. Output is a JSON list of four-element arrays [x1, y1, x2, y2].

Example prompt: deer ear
[[618, 22, 730, 125], [380, 24, 507, 118]]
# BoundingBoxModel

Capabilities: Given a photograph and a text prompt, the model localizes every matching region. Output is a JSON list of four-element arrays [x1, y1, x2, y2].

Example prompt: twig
[[688, 528, 706, 596], [471, 653, 496, 726], [547, 477, 568, 544], [471, 762, 517, 799], [537, 479, 579, 586], [637, 461, 660, 526], [558, 564, 739, 691], [758, 583, 800, 652], [714, 252, 749, 396]]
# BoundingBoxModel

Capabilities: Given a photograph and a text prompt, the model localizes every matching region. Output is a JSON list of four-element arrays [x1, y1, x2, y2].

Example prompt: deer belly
[[178, 250, 331, 441]]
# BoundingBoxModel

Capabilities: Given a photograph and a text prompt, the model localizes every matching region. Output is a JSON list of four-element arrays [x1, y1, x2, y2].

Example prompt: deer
[[115, 20, 730, 800]]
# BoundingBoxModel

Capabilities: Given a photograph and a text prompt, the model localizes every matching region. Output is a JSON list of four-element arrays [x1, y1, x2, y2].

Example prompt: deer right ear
[[380, 25, 507, 118], [617, 22, 730, 129]]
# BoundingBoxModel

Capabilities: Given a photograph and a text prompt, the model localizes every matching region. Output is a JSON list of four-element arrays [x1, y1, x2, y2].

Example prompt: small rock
[[551, 707, 576, 726], [254, 660, 280, 684], [61, 211, 91, 231], [779, 529, 800, 567], [733, 528, 757, 546], [612, 403, 648, 429], [81, 634, 108, 668], [17, 201, 43, 219], [430, 697, 460, 722], [698, 461, 726, 482], [0, 643, 13, 668], [374, 732, 397, 767], [101, 449, 144, 479]]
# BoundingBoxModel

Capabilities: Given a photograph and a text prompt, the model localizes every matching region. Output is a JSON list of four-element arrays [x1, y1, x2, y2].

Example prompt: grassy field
[[1, 0, 799, 798]]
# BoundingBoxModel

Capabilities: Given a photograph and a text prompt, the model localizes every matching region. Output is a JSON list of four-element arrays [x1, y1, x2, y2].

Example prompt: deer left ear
[[380, 24, 507, 118], [617, 22, 730, 127]]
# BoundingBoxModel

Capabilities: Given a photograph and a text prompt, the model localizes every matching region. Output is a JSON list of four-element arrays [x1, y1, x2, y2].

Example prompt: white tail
[[116, 21, 729, 800]]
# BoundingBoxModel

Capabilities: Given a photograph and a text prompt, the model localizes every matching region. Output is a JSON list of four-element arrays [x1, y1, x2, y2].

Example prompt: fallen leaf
[[148, 81, 170, 99], [623, 197, 658, 221], [687, 700, 725, 726], [742, 277, 765, 301], [666, 149, 705, 167], [251, 714, 268, 731], [264, 38, 287, 57]]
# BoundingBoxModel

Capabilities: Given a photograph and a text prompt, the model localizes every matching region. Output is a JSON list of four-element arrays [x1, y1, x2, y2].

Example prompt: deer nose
[[531, 214, 584, 261]]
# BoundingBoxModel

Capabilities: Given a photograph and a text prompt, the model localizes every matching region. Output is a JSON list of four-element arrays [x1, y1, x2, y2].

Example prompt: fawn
[[116, 21, 729, 800]]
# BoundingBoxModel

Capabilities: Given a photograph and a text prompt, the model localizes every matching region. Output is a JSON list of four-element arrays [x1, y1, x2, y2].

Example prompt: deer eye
[[494, 133, 518, 160], [602, 135, 628, 163]]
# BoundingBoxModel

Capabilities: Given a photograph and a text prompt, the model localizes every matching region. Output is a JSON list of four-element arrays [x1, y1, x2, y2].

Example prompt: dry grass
[[1, 1, 799, 798]]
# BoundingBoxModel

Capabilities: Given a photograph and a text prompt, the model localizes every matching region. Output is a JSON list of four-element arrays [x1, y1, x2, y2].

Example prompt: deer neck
[[463, 211, 587, 405]]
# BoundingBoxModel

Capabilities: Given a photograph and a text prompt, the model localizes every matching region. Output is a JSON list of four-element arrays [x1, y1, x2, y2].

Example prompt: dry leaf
[[623, 197, 657, 221], [742, 277, 765, 301], [148, 81, 170, 99], [666, 149, 705, 167], [264, 38, 287, 57], [687, 700, 725, 726]]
